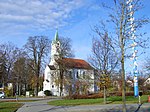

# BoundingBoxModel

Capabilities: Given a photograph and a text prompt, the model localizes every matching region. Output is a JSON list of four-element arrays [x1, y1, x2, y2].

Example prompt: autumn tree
[[12, 53, 34, 95], [89, 28, 118, 104], [0, 50, 7, 89], [51, 34, 75, 96], [98, 0, 149, 111], [24, 36, 51, 96], [0, 42, 20, 90], [58, 36, 74, 96]]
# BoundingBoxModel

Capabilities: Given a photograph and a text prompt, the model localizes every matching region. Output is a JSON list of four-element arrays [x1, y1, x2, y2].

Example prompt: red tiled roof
[[59, 58, 93, 69]]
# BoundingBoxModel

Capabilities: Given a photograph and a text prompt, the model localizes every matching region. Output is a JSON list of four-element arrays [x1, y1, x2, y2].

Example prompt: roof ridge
[[63, 57, 87, 61]]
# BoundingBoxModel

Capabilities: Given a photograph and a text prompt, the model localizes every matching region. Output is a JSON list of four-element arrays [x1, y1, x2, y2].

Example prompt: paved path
[[16, 99, 150, 112]]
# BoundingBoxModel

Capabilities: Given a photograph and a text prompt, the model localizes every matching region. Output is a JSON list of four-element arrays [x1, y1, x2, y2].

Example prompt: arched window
[[76, 71, 79, 78], [83, 71, 86, 78]]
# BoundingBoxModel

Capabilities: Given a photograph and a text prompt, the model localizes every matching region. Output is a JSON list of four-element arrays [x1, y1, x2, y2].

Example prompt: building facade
[[43, 31, 96, 96]]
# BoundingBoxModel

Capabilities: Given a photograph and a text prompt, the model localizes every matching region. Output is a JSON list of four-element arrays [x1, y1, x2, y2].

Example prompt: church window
[[83, 71, 86, 78], [76, 71, 79, 78], [52, 85, 54, 88], [57, 42, 60, 46], [83, 71, 85, 75], [46, 79, 49, 82], [69, 71, 73, 79]]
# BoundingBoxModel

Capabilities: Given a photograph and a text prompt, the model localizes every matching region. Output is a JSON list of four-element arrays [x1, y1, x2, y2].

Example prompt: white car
[[0, 91, 5, 98]]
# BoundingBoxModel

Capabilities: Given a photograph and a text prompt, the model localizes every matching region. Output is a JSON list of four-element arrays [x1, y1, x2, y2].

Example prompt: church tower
[[43, 30, 61, 93], [49, 30, 61, 65]]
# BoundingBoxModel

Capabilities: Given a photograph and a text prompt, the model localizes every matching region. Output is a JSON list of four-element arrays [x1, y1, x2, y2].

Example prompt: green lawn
[[0, 102, 23, 112], [48, 98, 104, 106], [48, 95, 149, 106]]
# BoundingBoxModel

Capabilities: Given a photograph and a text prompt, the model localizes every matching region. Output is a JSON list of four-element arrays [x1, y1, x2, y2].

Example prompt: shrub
[[109, 91, 134, 96], [44, 90, 52, 96], [67, 93, 104, 99], [125, 92, 134, 96], [4, 87, 13, 97]]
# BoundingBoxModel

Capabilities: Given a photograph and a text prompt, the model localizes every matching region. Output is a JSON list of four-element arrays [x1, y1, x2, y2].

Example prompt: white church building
[[43, 31, 97, 96]]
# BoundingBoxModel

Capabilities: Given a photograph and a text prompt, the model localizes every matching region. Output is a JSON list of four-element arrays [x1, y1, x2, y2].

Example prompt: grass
[[48, 95, 149, 106], [107, 95, 148, 104], [48, 98, 104, 106], [0, 102, 23, 112], [0, 97, 42, 112], [0, 100, 39, 102]]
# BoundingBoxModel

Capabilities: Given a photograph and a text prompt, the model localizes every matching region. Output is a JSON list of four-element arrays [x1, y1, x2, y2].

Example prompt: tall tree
[[0, 42, 20, 88], [12, 55, 33, 95], [0, 50, 7, 89], [59, 36, 74, 96], [24, 36, 51, 96], [99, 0, 149, 111], [89, 29, 118, 104], [51, 35, 75, 96], [59, 36, 75, 58]]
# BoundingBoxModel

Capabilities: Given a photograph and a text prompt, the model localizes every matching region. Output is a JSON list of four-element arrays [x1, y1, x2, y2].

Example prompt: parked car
[[0, 91, 5, 98]]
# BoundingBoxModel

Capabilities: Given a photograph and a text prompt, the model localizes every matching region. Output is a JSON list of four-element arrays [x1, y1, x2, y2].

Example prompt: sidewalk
[[16, 99, 150, 112]]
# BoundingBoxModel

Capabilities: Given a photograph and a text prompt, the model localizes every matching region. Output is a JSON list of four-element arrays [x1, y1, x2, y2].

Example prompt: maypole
[[127, 0, 139, 97]]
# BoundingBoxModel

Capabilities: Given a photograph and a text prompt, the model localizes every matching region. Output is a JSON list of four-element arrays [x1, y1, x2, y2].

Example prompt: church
[[43, 31, 97, 96]]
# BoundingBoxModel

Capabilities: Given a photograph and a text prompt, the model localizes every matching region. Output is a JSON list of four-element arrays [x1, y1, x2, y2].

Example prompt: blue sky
[[0, 0, 150, 71]]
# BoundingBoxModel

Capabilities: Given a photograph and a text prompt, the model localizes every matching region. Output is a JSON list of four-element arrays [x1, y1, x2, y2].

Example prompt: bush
[[44, 90, 52, 96], [4, 87, 13, 97], [67, 93, 104, 99], [109, 91, 134, 96]]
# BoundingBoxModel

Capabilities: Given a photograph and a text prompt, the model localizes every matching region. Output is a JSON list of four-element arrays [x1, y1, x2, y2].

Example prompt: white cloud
[[0, 0, 85, 35]]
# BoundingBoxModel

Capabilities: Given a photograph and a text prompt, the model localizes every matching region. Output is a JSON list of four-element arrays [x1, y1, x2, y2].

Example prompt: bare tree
[[145, 58, 150, 74], [89, 29, 118, 104], [0, 42, 20, 89], [99, 0, 149, 111], [59, 36, 75, 58], [24, 36, 51, 96], [0, 50, 7, 89], [12, 54, 34, 95], [52, 36, 75, 96]]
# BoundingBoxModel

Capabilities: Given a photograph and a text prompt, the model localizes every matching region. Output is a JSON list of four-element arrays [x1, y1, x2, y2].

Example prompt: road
[[15, 98, 150, 112]]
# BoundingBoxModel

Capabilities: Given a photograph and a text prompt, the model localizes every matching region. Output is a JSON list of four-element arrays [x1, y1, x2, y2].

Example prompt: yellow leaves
[[98, 74, 111, 88]]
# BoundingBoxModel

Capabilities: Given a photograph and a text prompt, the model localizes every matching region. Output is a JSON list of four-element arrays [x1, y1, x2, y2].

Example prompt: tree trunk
[[60, 69, 64, 96], [103, 86, 107, 104], [121, 32, 126, 112], [120, 1, 126, 111], [35, 82, 39, 96], [18, 84, 21, 96], [121, 57, 126, 112], [69, 85, 72, 96]]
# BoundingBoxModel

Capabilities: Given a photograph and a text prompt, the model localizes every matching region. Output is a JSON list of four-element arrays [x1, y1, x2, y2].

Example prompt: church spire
[[54, 29, 59, 41]]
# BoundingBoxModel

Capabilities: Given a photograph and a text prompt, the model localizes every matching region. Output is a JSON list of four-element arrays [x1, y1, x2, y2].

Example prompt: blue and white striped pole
[[127, 0, 139, 97]]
